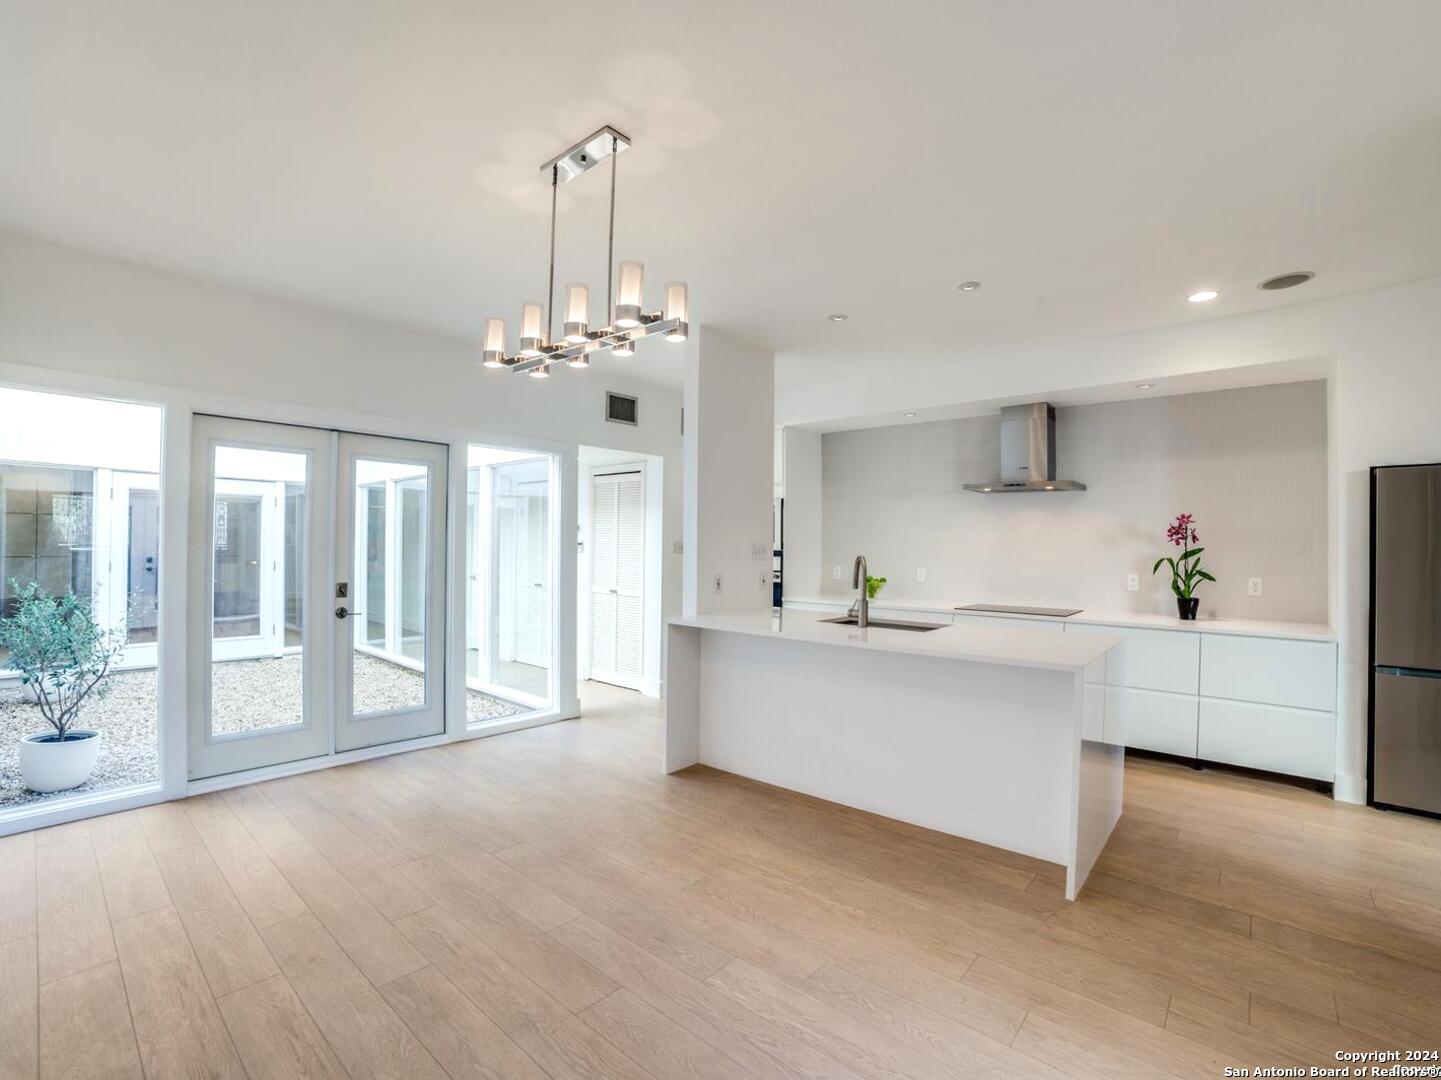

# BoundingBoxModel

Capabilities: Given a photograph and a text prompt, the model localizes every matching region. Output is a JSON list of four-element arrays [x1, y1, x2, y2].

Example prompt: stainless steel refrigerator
[[1370, 464, 1441, 816]]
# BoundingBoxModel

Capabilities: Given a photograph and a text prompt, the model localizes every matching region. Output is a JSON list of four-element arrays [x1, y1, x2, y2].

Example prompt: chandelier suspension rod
[[546, 164, 558, 345], [607, 134, 618, 324]]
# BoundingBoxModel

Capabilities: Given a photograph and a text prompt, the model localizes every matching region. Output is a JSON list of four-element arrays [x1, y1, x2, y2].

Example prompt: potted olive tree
[[1, 581, 125, 793]]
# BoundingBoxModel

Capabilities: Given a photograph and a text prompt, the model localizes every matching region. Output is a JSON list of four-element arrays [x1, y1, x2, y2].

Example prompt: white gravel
[[1, 654, 528, 810], [0, 669, 159, 809]]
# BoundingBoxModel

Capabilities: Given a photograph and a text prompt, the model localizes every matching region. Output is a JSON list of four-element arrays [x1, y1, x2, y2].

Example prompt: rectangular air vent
[[606, 392, 638, 426]]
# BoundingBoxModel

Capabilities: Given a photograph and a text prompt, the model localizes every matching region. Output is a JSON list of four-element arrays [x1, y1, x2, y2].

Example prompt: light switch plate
[[713, 573, 724, 594], [832, 566, 843, 580], [751, 541, 769, 559], [1248, 577, 1264, 597], [672, 540, 684, 554], [1127, 574, 1139, 592]]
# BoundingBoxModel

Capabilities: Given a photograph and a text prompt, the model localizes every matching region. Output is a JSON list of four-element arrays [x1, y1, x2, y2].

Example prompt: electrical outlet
[[832, 566, 843, 580], [1248, 577, 1264, 597], [916, 568, 928, 584], [713, 573, 724, 594], [1127, 573, 1139, 592]]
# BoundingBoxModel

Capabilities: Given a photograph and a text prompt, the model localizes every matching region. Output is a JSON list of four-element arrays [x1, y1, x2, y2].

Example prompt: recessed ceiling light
[[1135, 382, 1154, 390], [1259, 271, 1315, 291], [1187, 290, 1219, 303], [827, 313, 848, 322], [958, 281, 982, 292], [903, 411, 917, 418]]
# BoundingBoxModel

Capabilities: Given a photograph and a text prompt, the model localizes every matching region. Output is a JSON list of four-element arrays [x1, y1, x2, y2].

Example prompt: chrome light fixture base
[[542, 125, 631, 184]]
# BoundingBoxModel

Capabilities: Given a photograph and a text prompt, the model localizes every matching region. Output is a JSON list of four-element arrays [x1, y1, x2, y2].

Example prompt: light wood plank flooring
[[2, 682, 1440, 1078]]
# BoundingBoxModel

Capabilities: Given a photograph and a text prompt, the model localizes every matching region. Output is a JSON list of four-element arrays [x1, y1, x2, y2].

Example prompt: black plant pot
[[1177, 597, 1199, 620]]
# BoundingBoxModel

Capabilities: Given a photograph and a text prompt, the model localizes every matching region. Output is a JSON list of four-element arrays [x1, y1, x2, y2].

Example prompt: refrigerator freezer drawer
[[1373, 670, 1441, 815]]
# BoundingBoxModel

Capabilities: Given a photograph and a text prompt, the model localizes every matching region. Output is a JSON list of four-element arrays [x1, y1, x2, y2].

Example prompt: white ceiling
[[4, 1, 1440, 413]]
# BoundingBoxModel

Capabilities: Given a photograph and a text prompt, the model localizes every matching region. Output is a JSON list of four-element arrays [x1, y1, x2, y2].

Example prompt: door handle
[[336, 607, 365, 619]]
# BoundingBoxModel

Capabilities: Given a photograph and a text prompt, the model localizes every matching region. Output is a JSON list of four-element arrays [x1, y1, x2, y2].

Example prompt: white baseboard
[[1333, 771, 1366, 805]]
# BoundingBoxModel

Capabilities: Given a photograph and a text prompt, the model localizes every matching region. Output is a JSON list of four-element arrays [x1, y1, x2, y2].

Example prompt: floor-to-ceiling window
[[0, 386, 163, 812], [465, 445, 558, 719]]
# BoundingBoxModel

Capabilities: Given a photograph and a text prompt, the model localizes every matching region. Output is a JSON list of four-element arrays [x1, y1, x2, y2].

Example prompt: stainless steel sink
[[822, 616, 947, 632]]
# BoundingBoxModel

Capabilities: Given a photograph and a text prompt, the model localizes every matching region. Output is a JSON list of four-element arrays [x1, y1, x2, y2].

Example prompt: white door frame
[[334, 432, 448, 752], [187, 417, 334, 779]]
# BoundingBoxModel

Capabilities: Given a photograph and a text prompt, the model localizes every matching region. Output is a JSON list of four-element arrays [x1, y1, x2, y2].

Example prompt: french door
[[588, 465, 645, 690], [188, 417, 447, 780]]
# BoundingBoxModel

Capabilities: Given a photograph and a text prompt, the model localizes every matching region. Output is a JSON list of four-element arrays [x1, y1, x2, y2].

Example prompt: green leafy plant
[[1151, 513, 1215, 599], [0, 581, 126, 740], [865, 575, 887, 600]]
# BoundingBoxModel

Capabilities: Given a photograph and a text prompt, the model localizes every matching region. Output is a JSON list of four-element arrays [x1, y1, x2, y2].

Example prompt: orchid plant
[[1151, 513, 1215, 599]]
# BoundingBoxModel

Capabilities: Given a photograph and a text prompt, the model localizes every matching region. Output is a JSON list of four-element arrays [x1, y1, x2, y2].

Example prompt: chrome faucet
[[852, 555, 869, 628]]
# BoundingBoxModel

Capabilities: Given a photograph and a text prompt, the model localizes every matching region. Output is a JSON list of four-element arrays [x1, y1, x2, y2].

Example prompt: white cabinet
[[1198, 698, 1336, 781], [1104, 686, 1199, 757], [1199, 634, 1337, 712], [1067, 620, 1336, 782], [1082, 683, 1105, 741], [1065, 624, 1199, 694]]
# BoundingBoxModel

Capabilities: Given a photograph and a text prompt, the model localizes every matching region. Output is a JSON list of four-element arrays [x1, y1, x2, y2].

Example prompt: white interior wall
[[682, 327, 775, 617], [815, 381, 1328, 621], [0, 229, 685, 830], [577, 445, 670, 697]]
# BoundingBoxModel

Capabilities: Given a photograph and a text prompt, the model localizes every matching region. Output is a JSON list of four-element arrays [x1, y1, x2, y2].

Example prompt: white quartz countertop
[[783, 596, 1336, 642], [669, 611, 1119, 673]]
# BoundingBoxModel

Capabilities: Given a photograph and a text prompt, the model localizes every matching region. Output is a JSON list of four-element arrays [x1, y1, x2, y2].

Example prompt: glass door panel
[[189, 419, 332, 779], [490, 458, 552, 703], [335, 435, 446, 751]]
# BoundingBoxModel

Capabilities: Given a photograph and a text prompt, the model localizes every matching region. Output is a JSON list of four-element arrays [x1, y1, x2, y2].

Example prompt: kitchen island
[[665, 610, 1123, 899]]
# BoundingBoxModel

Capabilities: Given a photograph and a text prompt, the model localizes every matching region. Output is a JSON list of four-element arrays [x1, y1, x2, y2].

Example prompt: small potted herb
[[1152, 513, 1214, 620], [865, 575, 887, 600], [1, 582, 125, 793]]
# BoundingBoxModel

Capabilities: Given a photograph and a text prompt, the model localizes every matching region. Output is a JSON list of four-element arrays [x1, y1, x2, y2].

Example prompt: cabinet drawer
[[1199, 635, 1336, 711], [1082, 683, 1105, 742], [1067, 625, 1199, 694], [1105, 686, 1198, 757], [1198, 698, 1335, 781]]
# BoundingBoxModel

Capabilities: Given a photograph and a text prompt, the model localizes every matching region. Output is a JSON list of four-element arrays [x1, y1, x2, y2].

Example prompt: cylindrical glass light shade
[[664, 281, 689, 342], [563, 283, 589, 343], [519, 302, 545, 355], [482, 317, 506, 367], [615, 261, 645, 327]]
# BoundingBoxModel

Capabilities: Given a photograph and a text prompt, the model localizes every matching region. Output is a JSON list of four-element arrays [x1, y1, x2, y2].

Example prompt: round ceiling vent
[[1259, 271, 1315, 291]]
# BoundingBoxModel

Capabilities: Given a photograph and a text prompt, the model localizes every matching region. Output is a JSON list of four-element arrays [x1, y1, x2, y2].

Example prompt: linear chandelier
[[483, 126, 688, 378]]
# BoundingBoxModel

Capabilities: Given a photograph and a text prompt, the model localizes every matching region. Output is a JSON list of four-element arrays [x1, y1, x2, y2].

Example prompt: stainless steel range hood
[[963, 402, 1086, 493]]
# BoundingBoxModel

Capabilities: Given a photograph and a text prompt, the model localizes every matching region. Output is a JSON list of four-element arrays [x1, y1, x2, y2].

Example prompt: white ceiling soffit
[[2, 1, 1440, 410]]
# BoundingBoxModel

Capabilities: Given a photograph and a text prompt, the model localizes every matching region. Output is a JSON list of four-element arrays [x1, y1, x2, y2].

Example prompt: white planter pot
[[18, 730, 102, 794]]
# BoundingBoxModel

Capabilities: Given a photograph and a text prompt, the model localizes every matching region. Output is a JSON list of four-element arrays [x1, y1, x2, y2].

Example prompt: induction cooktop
[[955, 604, 1083, 618]]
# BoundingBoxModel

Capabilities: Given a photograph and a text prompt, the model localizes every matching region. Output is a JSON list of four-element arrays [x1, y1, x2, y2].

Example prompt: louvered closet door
[[589, 468, 645, 690]]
